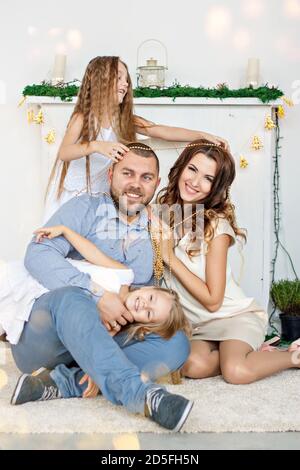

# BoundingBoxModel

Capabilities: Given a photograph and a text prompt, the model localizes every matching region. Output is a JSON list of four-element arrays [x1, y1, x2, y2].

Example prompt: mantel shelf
[[25, 96, 281, 107]]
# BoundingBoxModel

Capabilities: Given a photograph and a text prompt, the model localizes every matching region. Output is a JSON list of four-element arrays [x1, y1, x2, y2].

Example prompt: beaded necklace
[[147, 208, 203, 289]]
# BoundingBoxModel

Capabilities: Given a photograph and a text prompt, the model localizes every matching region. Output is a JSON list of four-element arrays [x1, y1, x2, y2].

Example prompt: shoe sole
[[10, 373, 29, 405], [10, 367, 47, 405], [172, 399, 194, 432]]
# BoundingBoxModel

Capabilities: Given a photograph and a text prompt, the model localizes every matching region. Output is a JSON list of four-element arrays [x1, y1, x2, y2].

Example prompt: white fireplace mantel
[[28, 96, 279, 310], [26, 96, 281, 106]]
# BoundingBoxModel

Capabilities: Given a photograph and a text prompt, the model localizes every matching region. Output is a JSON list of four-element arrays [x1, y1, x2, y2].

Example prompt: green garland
[[23, 81, 80, 102], [22, 81, 284, 103], [134, 84, 284, 103]]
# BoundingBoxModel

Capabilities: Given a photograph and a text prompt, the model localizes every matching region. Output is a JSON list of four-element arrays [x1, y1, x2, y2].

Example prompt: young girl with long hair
[[44, 56, 228, 220], [154, 138, 300, 384]]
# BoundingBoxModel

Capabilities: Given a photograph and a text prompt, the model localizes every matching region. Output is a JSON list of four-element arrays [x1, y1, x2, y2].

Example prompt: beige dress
[[166, 218, 268, 351]]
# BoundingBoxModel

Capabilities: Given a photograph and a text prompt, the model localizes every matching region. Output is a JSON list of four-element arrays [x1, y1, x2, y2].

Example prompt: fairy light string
[[269, 110, 298, 334]]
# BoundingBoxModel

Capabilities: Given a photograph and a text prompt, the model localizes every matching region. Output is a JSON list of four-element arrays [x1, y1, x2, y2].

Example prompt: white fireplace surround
[[25, 96, 280, 310]]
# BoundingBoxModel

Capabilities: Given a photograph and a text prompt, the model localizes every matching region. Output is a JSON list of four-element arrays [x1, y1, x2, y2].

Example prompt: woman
[[152, 138, 300, 384]]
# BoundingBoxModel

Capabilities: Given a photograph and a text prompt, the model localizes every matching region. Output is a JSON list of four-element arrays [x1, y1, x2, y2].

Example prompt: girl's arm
[[58, 113, 129, 162], [134, 116, 229, 149], [58, 113, 97, 162], [34, 225, 127, 270], [164, 234, 231, 312]]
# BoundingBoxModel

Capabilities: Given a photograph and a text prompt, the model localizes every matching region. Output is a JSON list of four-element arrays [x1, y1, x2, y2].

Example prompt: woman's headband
[[128, 142, 223, 152]]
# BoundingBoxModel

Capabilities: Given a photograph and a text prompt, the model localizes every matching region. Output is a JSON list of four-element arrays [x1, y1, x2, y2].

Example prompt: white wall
[[0, 0, 299, 279]]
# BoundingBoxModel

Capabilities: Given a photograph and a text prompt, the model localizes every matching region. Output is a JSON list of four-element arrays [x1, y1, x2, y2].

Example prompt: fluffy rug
[[1, 345, 300, 434]]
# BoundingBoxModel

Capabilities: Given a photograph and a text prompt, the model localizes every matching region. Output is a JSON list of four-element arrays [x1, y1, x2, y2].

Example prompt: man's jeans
[[11, 287, 190, 413]]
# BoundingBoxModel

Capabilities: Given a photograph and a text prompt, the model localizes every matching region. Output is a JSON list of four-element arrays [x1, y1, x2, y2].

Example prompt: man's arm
[[24, 195, 103, 302]]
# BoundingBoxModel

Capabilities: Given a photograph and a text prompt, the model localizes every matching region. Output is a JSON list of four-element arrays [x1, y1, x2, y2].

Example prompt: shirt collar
[[99, 192, 149, 231]]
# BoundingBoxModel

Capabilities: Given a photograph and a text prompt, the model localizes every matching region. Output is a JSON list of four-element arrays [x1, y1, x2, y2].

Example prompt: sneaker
[[11, 368, 61, 405], [145, 387, 193, 432]]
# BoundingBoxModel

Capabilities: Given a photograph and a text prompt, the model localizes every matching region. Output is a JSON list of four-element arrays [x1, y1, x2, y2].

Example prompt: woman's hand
[[79, 374, 100, 398], [160, 230, 176, 265], [94, 141, 129, 162], [34, 225, 66, 243]]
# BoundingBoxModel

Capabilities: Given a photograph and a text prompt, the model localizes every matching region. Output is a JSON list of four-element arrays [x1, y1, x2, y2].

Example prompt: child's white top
[[43, 127, 116, 222], [64, 127, 116, 195], [166, 218, 254, 325], [0, 259, 133, 345]]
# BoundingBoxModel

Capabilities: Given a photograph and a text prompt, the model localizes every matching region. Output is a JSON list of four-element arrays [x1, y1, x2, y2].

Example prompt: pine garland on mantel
[[22, 81, 80, 102], [134, 83, 284, 102], [22, 81, 284, 103]]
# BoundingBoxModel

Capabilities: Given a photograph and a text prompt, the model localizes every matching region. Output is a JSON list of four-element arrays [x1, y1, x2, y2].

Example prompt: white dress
[[0, 259, 133, 345], [165, 218, 268, 350], [43, 127, 116, 223]]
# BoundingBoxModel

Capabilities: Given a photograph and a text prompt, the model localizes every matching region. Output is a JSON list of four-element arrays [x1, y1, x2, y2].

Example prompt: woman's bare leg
[[219, 340, 300, 384], [182, 340, 221, 379]]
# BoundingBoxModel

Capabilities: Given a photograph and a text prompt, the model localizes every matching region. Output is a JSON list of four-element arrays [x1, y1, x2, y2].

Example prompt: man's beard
[[110, 186, 149, 217]]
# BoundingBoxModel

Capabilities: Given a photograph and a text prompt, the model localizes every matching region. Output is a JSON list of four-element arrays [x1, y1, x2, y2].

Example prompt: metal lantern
[[137, 39, 168, 88]]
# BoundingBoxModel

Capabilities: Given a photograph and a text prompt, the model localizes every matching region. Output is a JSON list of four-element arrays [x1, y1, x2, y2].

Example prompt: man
[[10, 142, 193, 432]]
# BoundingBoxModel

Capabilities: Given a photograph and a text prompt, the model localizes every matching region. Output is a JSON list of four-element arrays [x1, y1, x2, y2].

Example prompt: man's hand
[[79, 374, 100, 398], [97, 291, 134, 332]]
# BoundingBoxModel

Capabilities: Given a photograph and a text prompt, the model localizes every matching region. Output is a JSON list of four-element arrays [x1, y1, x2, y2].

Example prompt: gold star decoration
[[277, 105, 285, 119], [34, 109, 44, 125], [44, 130, 56, 144], [251, 135, 263, 151], [240, 156, 249, 169], [27, 109, 35, 124], [265, 116, 276, 130]]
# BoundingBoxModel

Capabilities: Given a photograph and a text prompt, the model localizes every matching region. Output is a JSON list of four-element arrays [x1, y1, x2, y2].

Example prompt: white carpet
[[1, 345, 300, 434]]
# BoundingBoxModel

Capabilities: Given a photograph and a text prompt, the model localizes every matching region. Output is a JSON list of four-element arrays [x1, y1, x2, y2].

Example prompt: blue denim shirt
[[24, 193, 154, 302]]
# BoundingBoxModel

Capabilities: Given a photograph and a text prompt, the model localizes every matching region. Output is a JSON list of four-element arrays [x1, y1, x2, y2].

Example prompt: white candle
[[246, 58, 260, 87], [52, 54, 66, 85]]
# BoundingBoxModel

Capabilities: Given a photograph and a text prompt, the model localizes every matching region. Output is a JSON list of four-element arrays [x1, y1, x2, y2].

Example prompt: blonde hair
[[47, 56, 137, 199], [124, 287, 191, 343]]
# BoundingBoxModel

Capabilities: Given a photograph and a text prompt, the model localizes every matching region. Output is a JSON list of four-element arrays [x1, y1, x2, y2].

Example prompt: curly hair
[[48, 56, 137, 198], [157, 139, 246, 255]]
